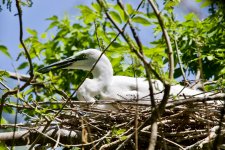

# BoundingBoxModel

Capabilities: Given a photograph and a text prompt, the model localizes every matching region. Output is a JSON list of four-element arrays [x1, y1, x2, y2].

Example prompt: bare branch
[[148, 122, 158, 150], [174, 37, 188, 83], [0, 127, 82, 146], [0, 70, 31, 82]]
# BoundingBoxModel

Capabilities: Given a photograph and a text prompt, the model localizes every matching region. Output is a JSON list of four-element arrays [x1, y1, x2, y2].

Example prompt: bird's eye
[[82, 54, 86, 58], [76, 54, 87, 61]]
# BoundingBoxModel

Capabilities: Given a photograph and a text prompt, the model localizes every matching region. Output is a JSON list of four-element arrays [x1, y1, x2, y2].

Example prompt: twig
[[34, 128, 64, 147], [174, 36, 187, 83], [53, 125, 61, 149], [0, 69, 31, 82], [67, 131, 111, 148], [0, 80, 11, 90], [185, 126, 220, 150], [141, 130, 185, 150]]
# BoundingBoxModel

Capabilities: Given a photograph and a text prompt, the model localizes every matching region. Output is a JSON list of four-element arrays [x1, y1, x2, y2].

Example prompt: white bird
[[38, 49, 222, 109]]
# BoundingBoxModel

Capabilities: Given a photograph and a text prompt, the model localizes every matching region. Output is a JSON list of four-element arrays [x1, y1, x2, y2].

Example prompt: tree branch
[[0, 127, 82, 146]]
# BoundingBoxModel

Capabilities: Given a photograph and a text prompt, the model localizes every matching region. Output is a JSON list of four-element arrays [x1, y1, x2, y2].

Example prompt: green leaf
[[120, 136, 127, 140], [201, 0, 211, 8], [46, 15, 58, 21], [0, 70, 10, 80], [109, 11, 122, 24], [77, 5, 97, 24], [27, 28, 37, 36], [114, 4, 127, 21], [184, 13, 198, 21], [3, 106, 14, 114], [46, 21, 58, 31], [126, 3, 134, 15], [17, 92, 24, 99], [92, 3, 101, 13], [41, 33, 47, 39], [132, 16, 151, 26], [116, 128, 126, 135], [0, 117, 8, 124], [17, 62, 29, 70], [207, 55, 214, 61], [219, 67, 225, 76], [0, 141, 8, 150], [24, 88, 34, 96], [0, 45, 11, 58]]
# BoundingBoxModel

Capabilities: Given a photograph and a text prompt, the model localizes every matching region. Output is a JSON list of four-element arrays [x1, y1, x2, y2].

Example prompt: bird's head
[[38, 49, 105, 73]]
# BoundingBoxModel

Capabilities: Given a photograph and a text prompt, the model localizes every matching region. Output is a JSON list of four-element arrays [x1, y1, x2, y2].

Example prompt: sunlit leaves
[[17, 62, 29, 70], [126, 3, 134, 15], [77, 5, 98, 24], [27, 28, 37, 36], [0, 45, 11, 58], [132, 16, 151, 26], [0, 70, 9, 81], [109, 11, 122, 24]]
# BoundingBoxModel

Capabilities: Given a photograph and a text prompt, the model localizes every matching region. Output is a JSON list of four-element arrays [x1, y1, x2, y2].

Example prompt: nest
[[1, 95, 224, 150], [55, 97, 225, 150]]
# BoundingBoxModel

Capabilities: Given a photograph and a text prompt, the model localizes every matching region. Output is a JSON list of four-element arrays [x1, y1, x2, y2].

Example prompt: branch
[[0, 70, 31, 82], [174, 37, 188, 84], [148, 122, 158, 150], [0, 127, 82, 146], [185, 126, 221, 150]]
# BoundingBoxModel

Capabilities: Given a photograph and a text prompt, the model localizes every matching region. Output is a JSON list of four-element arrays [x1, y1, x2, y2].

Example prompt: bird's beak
[[38, 57, 77, 73]]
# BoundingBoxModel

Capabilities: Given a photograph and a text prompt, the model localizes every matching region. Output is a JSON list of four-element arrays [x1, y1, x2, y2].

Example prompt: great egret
[[38, 49, 220, 109]]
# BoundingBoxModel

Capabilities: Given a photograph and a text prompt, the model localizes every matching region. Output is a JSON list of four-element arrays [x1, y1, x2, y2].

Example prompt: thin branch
[[34, 128, 64, 147], [0, 69, 31, 82], [0, 81, 11, 90], [148, 122, 158, 150], [141, 131, 185, 150], [53, 125, 61, 149], [0, 127, 82, 146], [174, 37, 187, 83]]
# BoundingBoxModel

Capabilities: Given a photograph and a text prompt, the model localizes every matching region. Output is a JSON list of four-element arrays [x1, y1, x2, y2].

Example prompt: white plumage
[[39, 49, 222, 109]]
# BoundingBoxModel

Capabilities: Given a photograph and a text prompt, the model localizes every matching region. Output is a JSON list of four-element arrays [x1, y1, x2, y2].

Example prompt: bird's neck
[[92, 60, 113, 85]]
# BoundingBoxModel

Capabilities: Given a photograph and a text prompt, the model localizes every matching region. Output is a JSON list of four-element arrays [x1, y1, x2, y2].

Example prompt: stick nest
[[56, 98, 225, 150]]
